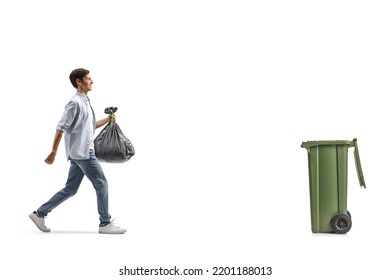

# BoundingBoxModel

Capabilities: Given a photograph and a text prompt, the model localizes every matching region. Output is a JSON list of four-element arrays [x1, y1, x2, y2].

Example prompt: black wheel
[[331, 213, 352, 234], [347, 211, 351, 218]]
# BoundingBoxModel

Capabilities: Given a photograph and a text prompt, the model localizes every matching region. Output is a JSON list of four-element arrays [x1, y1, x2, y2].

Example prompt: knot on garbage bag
[[104, 107, 118, 114]]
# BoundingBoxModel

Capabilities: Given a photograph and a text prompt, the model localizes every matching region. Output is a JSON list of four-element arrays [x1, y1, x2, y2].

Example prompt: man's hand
[[45, 130, 63, 164], [96, 114, 116, 128], [45, 151, 56, 165]]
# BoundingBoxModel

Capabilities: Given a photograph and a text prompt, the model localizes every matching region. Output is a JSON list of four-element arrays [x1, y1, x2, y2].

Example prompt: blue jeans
[[37, 150, 111, 225]]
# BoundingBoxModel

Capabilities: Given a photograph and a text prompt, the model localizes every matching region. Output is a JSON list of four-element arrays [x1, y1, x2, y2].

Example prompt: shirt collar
[[76, 91, 90, 102]]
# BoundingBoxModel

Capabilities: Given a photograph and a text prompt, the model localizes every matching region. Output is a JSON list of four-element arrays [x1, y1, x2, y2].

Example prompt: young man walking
[[29, 68, 126, 234]]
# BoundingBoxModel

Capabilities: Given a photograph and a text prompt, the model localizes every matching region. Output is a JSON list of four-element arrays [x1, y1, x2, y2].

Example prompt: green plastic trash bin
[[301, 138, 366, 234]]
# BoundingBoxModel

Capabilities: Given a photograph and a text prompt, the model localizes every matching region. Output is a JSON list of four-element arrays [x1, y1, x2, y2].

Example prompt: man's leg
[[72, 150, 111, 225], [74, 150, 126, 234], [29, 161, 84, 232], [37, 161, 84, 217]]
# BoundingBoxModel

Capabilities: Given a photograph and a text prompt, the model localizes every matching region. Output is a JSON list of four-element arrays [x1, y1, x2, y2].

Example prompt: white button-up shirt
[[56, 92, 96, 160]]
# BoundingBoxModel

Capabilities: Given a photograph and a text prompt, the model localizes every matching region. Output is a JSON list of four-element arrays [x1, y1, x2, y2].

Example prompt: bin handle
[[352, 138, 366, 189]]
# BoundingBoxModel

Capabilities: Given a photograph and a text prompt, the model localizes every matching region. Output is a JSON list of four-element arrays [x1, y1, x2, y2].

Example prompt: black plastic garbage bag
[[94, 107, 135, 163]]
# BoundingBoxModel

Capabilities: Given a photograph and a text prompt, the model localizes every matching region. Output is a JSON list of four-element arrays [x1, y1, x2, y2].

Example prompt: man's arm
[[96, 114, 116, 129], [44, 130, 64, 165]]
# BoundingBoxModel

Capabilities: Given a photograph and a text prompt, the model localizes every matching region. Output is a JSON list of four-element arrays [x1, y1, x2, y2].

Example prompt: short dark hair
[[69, 68, 90, 88]]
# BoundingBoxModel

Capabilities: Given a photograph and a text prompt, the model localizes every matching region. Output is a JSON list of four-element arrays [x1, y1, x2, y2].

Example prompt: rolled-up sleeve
[[56, 101, 78, 132]]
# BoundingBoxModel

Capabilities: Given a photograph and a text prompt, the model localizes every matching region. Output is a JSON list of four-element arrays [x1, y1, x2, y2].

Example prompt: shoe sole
[[29, 214, 50, 232], [98, 231, 127, 234]]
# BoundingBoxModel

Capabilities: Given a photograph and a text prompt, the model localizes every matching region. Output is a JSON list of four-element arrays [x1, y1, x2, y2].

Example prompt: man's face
[[77, 74, 93, 93]]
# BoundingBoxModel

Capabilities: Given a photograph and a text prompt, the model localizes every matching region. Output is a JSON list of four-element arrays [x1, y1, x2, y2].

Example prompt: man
[[29, 68, 126, 234]]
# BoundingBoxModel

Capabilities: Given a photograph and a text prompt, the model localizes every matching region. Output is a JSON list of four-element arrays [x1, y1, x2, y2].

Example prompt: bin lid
[[352, 139, 366, 188], [301, 140, 353, 149]]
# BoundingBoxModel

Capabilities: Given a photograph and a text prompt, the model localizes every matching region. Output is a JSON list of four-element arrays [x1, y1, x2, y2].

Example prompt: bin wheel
[[331, 213, 352, 234], [347, 211, 351, 218]]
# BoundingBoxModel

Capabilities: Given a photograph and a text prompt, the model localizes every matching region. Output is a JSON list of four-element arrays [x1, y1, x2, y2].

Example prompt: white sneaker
[[29, 212, 50, 232], [99, 223, 127, 234]]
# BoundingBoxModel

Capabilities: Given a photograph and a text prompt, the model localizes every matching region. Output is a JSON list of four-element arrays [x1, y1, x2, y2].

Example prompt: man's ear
[[76, 78, 81, 86]]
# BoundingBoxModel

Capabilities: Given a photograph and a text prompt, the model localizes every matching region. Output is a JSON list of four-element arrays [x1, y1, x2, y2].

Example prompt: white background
[[1, 0, 389, 279]]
